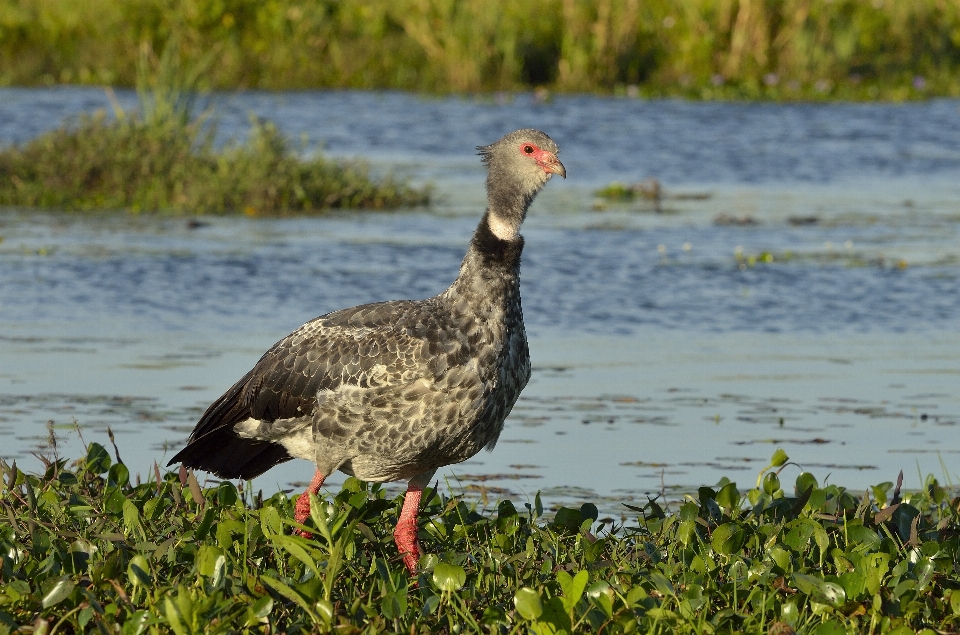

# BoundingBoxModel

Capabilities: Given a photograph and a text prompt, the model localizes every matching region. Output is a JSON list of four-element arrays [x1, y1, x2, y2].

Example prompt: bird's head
[[478, 129, 564, 231]]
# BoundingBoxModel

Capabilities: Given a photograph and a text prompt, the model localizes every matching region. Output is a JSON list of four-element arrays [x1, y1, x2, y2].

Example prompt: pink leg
[[293, 470, 325, 538], [393, 484, 424, 575]]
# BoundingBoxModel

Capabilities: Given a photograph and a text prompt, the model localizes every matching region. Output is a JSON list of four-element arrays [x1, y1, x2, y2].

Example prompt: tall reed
[[1, 0, 959, 98]]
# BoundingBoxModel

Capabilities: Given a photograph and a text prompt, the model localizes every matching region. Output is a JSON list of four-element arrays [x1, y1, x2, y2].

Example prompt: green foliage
[[1, 447, 960, 633], [0, 113, 428, 213], [0, 36, 429, 214], [2, 0, 960, 98]]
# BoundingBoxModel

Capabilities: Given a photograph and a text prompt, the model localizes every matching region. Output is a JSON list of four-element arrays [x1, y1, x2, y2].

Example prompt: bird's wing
[[185, 298, 473, 442]]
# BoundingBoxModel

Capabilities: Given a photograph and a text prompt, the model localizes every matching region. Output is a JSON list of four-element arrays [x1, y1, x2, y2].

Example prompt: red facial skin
[[519, 143, 566, 178]]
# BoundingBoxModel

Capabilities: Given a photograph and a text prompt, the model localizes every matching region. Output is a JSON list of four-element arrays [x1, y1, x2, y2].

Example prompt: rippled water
[[1, 89, 958, 515]]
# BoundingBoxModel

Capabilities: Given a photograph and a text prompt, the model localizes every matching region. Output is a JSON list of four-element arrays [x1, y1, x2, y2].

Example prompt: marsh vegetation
[[1, 443, 958, 634], [2, 0, 958, 99], [0, 44, 429, 214]]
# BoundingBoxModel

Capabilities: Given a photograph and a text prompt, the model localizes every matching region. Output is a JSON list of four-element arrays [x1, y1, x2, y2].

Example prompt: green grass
[[1, 441, 958, 634], [0, 114, 429, 214], [0, 38, 429, 215], [2, 0, 960, 99]]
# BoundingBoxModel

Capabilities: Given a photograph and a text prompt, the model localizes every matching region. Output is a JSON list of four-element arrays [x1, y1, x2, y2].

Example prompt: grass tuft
[[0, 39, 429, 215], [1, 445, 958, 633], [0, 114, 429, 214]]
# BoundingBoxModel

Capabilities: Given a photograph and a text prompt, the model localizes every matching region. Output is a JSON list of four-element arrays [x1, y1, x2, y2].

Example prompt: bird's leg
[[393, 483, 424, 575], [293, 469, 325, 539]]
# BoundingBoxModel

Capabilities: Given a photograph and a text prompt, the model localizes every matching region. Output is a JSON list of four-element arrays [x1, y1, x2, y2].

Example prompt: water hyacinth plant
[[1, 442, 958, 634], [0, 41, 429, 214]]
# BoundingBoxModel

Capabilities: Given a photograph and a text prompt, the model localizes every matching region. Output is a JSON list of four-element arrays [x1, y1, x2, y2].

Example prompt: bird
[[168, 129, 565, 574]]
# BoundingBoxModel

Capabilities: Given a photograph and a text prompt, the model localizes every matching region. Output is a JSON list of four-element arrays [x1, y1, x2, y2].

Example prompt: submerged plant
[[1, 445, 958, 633]]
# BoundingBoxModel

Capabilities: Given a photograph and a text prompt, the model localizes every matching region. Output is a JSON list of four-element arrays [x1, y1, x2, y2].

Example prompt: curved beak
[[538, 153, 566, 179]]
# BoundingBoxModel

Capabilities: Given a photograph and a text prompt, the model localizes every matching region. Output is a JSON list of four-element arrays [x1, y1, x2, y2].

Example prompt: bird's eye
[[523, 145, 534, 154]]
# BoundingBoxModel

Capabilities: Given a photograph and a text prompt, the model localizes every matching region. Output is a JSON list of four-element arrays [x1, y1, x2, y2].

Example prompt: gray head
[[478, 129, 564, 239]]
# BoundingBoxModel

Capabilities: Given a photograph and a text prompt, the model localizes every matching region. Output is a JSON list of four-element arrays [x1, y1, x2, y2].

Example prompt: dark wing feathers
[[170, 298, 473, 477], [168, 370, 295, 479]]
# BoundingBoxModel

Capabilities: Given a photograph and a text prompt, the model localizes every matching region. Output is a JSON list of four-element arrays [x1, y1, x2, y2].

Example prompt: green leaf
[[432, 563, 466, 592], [793, 573, 846, 607], [648, 571, 674, 597], [715, 482, 740, 510], [514, 587, 543, 620], [915, 557, 935, 590], [711, 523, 745, 556], [194, 507, 215, 541], [121, 610, 149, 635], [164, 595, 189, 635], [127, 555, 151, 586], [196, 545, 225, 578], [796, 472, 819, 496], [951, 589, 960, 615], [108, 463, 129, 488], [814, 619, 846, 635], [315, 598, 334, 624], [677, 519, 697, 546], [85, 443, 111, 474], [270, 534, 322, 579], [819, 581, 846, 607], [122, 498, 141, 535], [41, 578, 75, 608], [556, 570, 588, 612], [260, 505, 283, 536], [552, 507, 581, 531], [539, 597, 572, 633], [261, 575, 318, 621], [767, 545, 791, 571], [861, 552, 890, 596], [244, 596, 273, 626], [763, 472, 781, 495], [380, 591, 406, 619], [587, 581, 614, 618], [770, 448, 789, 467]]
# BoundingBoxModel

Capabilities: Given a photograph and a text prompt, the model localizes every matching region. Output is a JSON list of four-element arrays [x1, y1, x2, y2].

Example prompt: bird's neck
[[443, 212, 524, 306], [484, 169, 539, 241]]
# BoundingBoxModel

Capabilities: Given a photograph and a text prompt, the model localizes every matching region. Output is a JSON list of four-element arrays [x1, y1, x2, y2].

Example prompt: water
[[1, 88, 959, 516]]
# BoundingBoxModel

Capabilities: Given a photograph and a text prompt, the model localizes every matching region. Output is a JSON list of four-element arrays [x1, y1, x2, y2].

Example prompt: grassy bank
[[2, 0, 960, 99], [0, 43, 429, 214], [0, 114, 429, 214], [1, 444, 958, 633]]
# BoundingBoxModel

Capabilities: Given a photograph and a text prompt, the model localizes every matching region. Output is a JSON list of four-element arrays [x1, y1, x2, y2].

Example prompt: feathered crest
[[477, 143, 494, 164]]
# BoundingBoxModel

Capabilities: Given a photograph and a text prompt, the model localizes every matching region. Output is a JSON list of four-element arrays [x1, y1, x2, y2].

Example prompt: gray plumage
[[169, 129, 564, 490]]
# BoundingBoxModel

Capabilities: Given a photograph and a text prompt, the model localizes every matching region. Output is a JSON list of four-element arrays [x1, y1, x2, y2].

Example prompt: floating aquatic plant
[[1, 442, 958, 633]]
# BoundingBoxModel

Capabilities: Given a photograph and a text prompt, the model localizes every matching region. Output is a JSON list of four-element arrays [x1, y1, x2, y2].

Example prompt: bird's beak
[[539, 153, 566, 179]]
